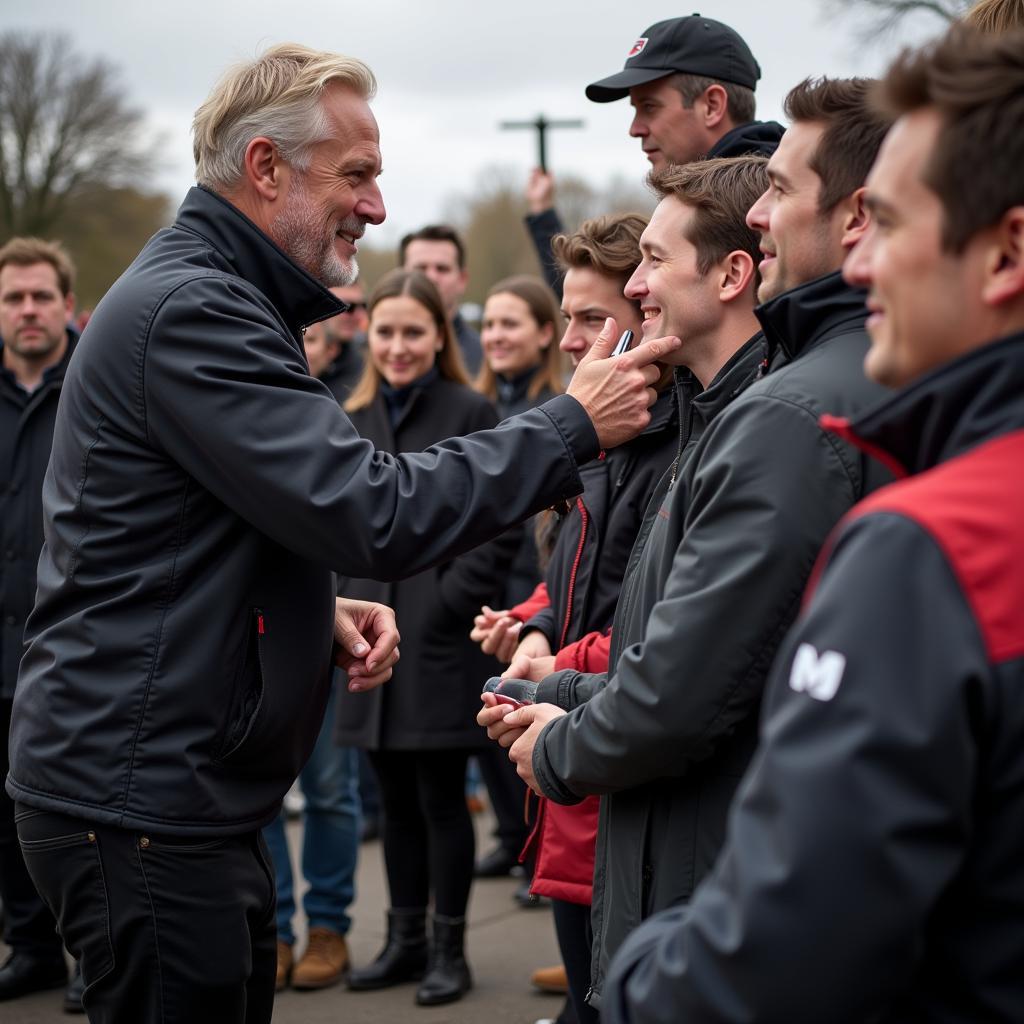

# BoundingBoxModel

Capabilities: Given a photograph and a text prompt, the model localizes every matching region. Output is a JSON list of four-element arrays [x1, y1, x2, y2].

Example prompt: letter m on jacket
[[789, 643, 846, 702]]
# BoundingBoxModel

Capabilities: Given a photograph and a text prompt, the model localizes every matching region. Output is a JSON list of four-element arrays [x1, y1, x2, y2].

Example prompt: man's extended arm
[[144, 280, 669, 581]]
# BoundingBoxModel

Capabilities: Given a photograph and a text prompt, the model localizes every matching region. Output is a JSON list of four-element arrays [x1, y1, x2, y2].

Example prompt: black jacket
[[494, 370, 559, 606], [334, 376, 517, 750], [604, 331, 1024, 1024], [0, 331, 76, 699], [525, 386, 678, 653], [320, 342, 366, 404], [525, 120, 784, 295], [6, 186, 598, 835], [534, 272, 892, 1004]]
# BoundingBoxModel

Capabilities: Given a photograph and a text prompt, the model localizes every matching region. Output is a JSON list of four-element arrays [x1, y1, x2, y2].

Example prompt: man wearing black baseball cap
[[525, 14, 782, 295], [585, 13, 781, 168]]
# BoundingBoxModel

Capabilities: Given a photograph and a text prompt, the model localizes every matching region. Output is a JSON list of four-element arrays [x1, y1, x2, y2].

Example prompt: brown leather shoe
[[292, 927, 349, 990], [530, 963, 568, 994], [276, 940, 294, 992]]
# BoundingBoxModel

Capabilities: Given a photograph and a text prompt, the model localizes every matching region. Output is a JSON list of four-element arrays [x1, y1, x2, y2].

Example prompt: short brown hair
[[477, 275, 565, 403], [345, 269, 468, 412], [964, 0, 1024, 33], [551, 213, 648, 296], [670, 73, 756, 125], [784, 77, 893, 214], [399, 225, 467, 269], [876, 25, 1024, 252], [0, 237, 75, 296], [649, 156, 768, 276]]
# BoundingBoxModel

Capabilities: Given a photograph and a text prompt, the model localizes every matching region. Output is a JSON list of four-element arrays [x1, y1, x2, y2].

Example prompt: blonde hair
[[964, 0, 1024, 32], [345, 270, 469, 412], [192, 43, 376, 190]]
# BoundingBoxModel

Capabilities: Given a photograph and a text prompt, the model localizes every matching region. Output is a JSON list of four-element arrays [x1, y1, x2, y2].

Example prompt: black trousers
[[368, 748, 475, 918], [0, 699, 63, 960], [552, 898, 599, 1024], [15, 804, 277, 1023]]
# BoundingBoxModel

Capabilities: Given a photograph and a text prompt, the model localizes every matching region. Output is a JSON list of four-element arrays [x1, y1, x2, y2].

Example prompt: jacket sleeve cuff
[[524, 608, 557, 646], [537, 669, 579, 710], [533, 718, 584, 805]]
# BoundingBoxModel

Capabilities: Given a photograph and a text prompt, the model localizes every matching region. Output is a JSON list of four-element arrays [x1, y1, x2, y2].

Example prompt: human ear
[[719, 251, 756, 303], [982, 207, 1024, 307], [243, 137, 286, 202], [839, 187, 871, 250], [700, 84, 728, 130]]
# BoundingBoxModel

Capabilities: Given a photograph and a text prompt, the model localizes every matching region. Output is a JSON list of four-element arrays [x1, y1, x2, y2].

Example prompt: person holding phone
[[474, 214, 677, 1024]]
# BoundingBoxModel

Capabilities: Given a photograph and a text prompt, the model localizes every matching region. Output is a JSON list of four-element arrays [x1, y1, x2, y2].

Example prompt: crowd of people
[[1, 2, 1023, 1022]]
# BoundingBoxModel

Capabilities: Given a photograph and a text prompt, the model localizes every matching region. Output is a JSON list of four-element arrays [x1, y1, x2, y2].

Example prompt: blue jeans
[[262, 685, 360, 944]]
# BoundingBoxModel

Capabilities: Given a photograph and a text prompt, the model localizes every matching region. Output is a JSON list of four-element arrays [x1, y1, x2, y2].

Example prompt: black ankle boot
[[347, 908, 427, 991], [415, 914, 472, 1006]]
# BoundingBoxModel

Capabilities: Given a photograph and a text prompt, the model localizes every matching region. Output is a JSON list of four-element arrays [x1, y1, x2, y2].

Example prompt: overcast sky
[[10, 0, 943, 246]]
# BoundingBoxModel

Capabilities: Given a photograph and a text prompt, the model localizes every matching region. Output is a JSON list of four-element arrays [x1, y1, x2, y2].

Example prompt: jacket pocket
[[214, 608, 266, 764]]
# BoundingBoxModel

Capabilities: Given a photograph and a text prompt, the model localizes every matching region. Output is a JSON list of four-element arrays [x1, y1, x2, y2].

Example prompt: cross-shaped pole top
[[500, 114, 584, 172]]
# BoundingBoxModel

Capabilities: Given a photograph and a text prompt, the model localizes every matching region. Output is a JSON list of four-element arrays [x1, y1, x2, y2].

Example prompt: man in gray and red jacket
[[603, 25, 1024, 1024]]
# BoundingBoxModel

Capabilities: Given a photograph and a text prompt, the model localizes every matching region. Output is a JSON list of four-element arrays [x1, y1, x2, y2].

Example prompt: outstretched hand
[[566, 318, 680, 449]]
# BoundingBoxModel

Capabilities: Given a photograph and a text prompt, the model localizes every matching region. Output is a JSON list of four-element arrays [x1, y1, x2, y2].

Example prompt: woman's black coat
[[334, 376, 520, 750]]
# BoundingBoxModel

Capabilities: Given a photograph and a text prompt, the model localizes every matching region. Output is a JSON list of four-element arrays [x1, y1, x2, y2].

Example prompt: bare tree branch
[[822, 0, 973, 44], [0, 30, 155, 237]]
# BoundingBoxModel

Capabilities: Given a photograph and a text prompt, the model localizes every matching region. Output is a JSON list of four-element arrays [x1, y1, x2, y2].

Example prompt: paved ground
[[1, 812, 567, 1023]]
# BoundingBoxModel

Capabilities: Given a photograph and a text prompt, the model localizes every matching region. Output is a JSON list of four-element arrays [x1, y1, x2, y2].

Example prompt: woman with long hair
[[337, 270, 519, 1007]]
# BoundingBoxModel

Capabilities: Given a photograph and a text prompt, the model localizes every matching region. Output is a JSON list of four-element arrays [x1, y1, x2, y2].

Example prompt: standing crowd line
[[1, 2, 1024, 1022]]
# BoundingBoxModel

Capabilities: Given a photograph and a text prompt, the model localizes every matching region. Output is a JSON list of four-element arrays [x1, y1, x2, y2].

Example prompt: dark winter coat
[[604, 331, 1024, 1024], [334, 376, 519, 750], [527, 385, 678, 905], [320, 341, 367, 404], [0, 331, 76, 699], [5, 185, 598, 836], [533, 272, 892, 1005], [494, 368, 558, 607]]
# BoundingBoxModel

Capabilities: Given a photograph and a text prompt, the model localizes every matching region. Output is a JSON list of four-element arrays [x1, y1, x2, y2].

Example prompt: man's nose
[[358, 182, 386, 226]]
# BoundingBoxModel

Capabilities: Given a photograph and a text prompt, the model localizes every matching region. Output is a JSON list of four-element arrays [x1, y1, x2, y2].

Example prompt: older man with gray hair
[[5, 44, 673, 1023]]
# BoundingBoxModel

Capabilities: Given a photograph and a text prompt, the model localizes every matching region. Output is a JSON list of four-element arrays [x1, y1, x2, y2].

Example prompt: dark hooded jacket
[[532, 272, 892, 1005], [5, 186, 598, 836], [603, 331, 1024, 1024], [334, 375, 518, 750], [0, 330, 77, 699]]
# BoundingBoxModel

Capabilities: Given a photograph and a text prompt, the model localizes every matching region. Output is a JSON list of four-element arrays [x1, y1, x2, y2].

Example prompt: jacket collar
[[822, 330, 1024, 478], [682, 330, 767, 423], [755, 270, 868, 364], [174, 186, 344, 332]]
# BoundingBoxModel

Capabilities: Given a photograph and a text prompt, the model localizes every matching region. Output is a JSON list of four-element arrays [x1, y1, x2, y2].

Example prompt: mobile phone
[[611, 329, 634, 356], [482, 676, 539, 709]]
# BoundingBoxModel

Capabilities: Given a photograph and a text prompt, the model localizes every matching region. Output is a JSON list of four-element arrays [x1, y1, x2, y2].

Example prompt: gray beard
[[270, 177, 358, 288]]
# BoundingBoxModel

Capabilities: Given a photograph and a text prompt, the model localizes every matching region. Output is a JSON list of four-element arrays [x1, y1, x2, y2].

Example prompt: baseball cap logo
[[627, 37, 648, 59]]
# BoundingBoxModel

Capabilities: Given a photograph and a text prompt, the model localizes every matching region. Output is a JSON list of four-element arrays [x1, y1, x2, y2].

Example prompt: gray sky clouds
[[9, 0, 941, 244]]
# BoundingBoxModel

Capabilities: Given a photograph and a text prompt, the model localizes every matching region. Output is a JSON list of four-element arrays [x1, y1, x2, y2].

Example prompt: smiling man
[[482, 81, 898, 1014], [602, 25, 1024, 1023], [482, 156, 779, 1009], [5, 44, 674, 1023]]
